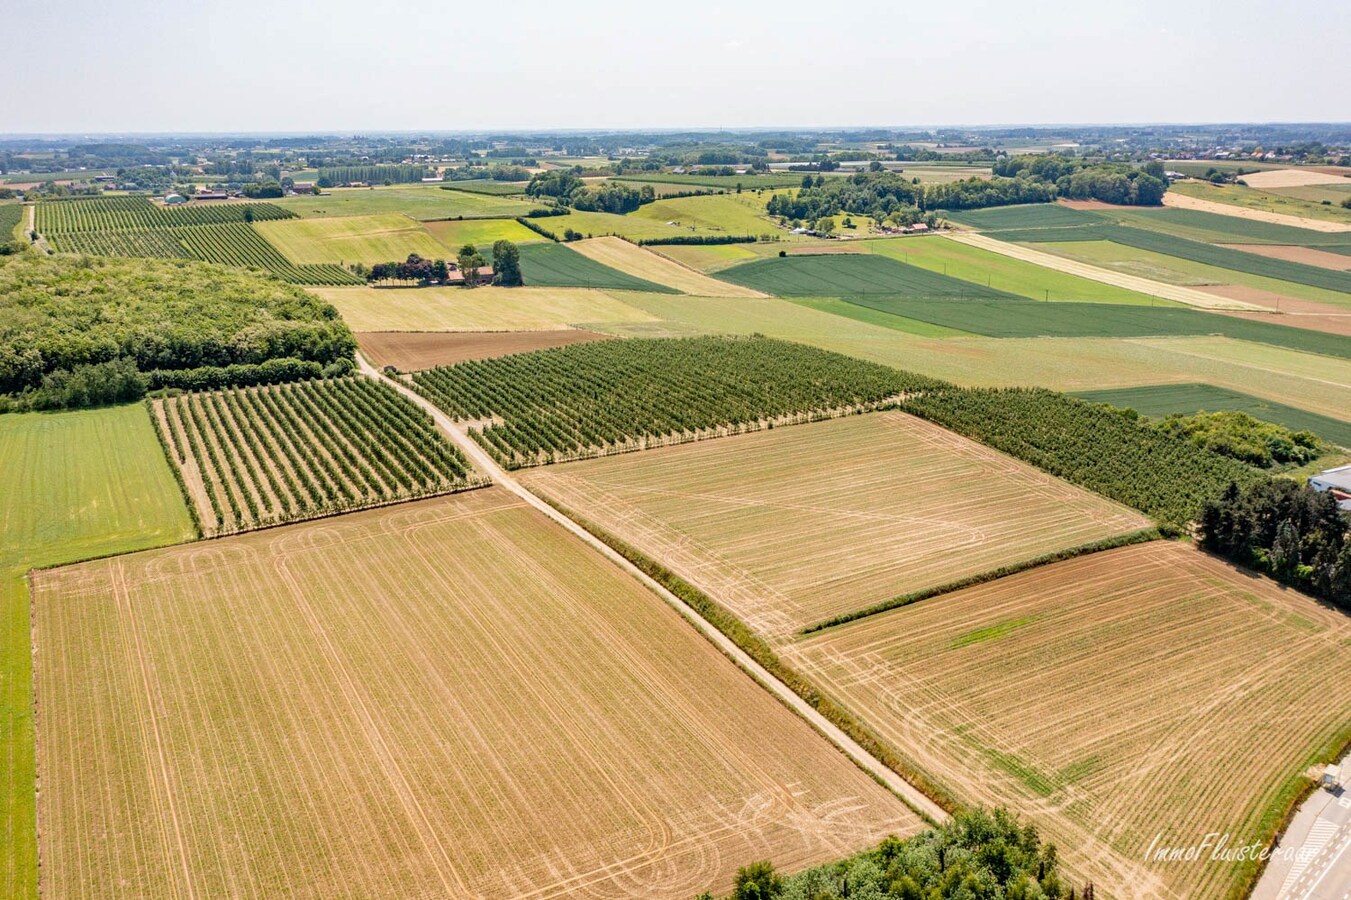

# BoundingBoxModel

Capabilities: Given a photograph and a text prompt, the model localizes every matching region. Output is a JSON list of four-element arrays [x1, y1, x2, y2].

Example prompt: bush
[[1, 358, 149, 412]]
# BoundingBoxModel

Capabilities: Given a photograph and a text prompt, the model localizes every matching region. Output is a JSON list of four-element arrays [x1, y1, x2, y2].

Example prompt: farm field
[[629, 193, 783, 236], [356, 329, 611, 371], [436, 178, 529, 195], [569, 236, 766, 296], [717, 253, 1023, 299], [1073, 382, 1351, 447], [1219, 242, 1351, 270], [518, 241, 677, 292], [312, 284, 658, 332], [1171, 180, 1351, 226], [944, 203, 1105, 231], [611, 293, 1351, 418], [422, 216, 544, 252], [35, 195, 294, 232], [153, 378, 478, 536], [652, 241, 783, 272], [1033, 240, 1351, 309], [863, 235, 1171, 305], [1104, 205, 1351, 248], [0, 404, 194, 900], [31, 489, 921, 899], [1264, 181, 1351, 205], [254, 213, 446, 265], [614, 172, 808, 190], [519, 411, 1150, 641], [1238, 167, 1351, 189], [412, 335, 943, 467], [274, 184, 543, 219], [0, 203, 24, 241], [787, 541, 1351, 900]]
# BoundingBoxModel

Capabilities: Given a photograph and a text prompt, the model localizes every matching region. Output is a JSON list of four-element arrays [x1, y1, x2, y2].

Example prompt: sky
[[2, 0, 1348, 133]]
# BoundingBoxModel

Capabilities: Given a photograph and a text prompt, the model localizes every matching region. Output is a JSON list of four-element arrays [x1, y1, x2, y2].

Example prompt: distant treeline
[[993, 155, 1168, 205], [315, 165, 430, 187], [525, 170, 657, 213]]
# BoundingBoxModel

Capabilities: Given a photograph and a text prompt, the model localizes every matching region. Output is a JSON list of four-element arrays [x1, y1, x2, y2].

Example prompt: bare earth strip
[[1219, 243, 1351, 271], [31, 489, 921, 900], [518, 411, 1149, 643], [356, 329, 611, 371], [1162, 191, 1351, 233], [1197, 285, 1351, 337], [944, 232, 1268, 310], [570, 236, 768, 297], [789, 542, 1351, 900]]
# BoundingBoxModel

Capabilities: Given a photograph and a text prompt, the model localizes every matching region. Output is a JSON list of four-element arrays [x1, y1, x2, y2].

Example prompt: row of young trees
[[1199, 480, 1351, 611], [412, 336, 945, 467]]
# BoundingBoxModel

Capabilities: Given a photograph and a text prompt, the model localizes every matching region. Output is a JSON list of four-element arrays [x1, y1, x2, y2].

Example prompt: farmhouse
[[1309, 465, 1351, 510], [193, 190, 229, 201], [444, 262, 494, 285]]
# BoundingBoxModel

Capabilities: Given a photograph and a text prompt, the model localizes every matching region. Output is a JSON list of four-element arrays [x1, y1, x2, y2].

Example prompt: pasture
[[789, 541, 1351, 900], [436, 179, 530, 195], [0, 404, 194, 900], [274, 184, 543, 220], [153, 378, 477, 536], [312, 284, 658, 332], [422, 216, 543, 252], [30, 489, 920, 899], [518, 241, 677, 292], [1073, 382, 1351, 448], [716, 253, 1022, 299], [357, 329, 611, 371], [569, 236, 766, 296], [255, 213, 446, 265], [520, 411, 1149, 640], [629, 193, 783, 236]]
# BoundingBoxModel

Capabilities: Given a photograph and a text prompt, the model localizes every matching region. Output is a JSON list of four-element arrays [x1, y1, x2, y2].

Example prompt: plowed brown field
[[356, 328, 610, 370], [520, 411, 1150, 641], [789, 542, 1351, 900], [31, 490, 920, 899]]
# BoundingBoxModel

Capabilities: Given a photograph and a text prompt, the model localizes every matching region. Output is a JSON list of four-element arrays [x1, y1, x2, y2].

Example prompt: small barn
[[163, 193, 187, 205], [1309, 465, 1351, 511]]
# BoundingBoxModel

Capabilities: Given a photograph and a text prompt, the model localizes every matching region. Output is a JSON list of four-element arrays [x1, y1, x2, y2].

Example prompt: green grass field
[[864, 236, 1174, 305], [716, 253, 1023, 299], [614, 172, 808, 190], [424, 217, 546, 253], [1, 404, 195, 900], [1105, 206, 1351, 248], [629, 193, 783, 236], [536, 209, 700, 242], [944, 204, 1106, 231], [1172, 181, 1351, 225], [1072, 383, 1351, 448], [438, 179, 530, 196], [273, 184, 543, 220], [1035, 240, 1351, 309], [1267, 182, 1351, 205], [519, 242, 677, 292], [255, 213, 446, 265]]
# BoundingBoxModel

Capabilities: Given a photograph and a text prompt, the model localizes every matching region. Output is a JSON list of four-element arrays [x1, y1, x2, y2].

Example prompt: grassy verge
[[800, 528, 1162, 635], [538, 494, 962, 817]]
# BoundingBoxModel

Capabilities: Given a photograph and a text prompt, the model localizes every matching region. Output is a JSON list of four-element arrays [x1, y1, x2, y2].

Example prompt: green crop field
[[35, 195, 293, 232], [943, 203, 1105, 231], [1105, 206, 1351, 248], [864, 236, 1171, 305], [629, 193, 783, 236], [438, 179, 530, 195], [716, 253, 1023, 299], [518, 242, 677, 292], [615, 172, 809, 190], [273, 184, 544, 220], [254, 214, 446, 265], [0, 204, 24, 242], [1172, 181, 1351, 225], [1072, 383, 1351, 448], [1, 404, 195, 900], [424, 216, 546, 253], [1268, 182, 1351, 205]]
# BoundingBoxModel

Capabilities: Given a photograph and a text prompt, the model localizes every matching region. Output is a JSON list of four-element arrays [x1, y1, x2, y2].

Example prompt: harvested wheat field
[[519, 411, 1150, 641], [312, 284, 659, 331], [31, 489, 921, 900], [357, 329, 611, 370], [789, 541, 1351, 900], [153, 378, 479, 536], [1238, 167, 1351, 189], [1162, 191, 1351, 233], [569, 236, 767, 296]]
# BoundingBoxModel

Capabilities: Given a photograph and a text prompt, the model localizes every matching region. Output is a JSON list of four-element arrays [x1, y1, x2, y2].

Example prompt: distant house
[[291, 182, 317, 194], [1309, 465, 1351, 511], [903, 222, 930, 234], [444, 263, 495, 286], [164, 193, 188, 205], [194, 190, 229, 201]]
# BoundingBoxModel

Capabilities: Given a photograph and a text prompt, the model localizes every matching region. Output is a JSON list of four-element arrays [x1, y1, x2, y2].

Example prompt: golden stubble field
[[788, 542, 1351, 900], [519, 411, 1150, 641], [30, 489, 920, 899]]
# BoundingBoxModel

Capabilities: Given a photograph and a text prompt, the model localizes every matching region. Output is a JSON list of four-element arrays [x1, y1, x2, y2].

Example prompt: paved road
[[356, 353, 950, 825], [1254, 751, 1351, 900], [943, 231, 1268, 311]]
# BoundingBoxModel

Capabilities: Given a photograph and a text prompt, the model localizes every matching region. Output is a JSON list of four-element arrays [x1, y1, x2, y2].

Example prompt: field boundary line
[[799, 528, 1163, 635], [944, 231, 1269, 310], [355, 352, 952, 824]]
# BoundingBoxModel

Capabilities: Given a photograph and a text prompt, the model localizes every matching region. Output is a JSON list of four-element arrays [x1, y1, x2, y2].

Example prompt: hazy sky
[[3, 0, 1347, 133]]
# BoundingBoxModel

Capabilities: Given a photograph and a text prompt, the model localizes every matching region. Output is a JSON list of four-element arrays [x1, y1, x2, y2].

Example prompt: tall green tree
[[457, 243, 486, 287], [492, 240, 523, 286]]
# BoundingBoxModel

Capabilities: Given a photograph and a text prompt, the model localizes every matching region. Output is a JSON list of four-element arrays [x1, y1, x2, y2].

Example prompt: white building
[[1309, 465, 1351, 511]]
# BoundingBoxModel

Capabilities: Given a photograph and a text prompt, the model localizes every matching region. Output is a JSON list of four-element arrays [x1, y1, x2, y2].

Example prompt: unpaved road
[[1163, 191, 1351, 234], [944, 231, 1268, 311], [355, 353, 950, 825]]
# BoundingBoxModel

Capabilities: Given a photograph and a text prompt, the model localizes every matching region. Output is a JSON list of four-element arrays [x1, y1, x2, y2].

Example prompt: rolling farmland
[[1171, 180, 1351, 226], [518, 242, 678, 292], [31, 490, 921, 899], [1, 405, 194, 900], [34, 194, 294, 232], [413, 336, 944, 467], [716, 253, 1023, 299], [313, 284, 658, 332], [154, 378, 478, 535], [569, 236, 768, 296], [520, 411, 1150, 640], [274, 184, 544, 220], [788, 541, 1351, 900], [357, 329, 610, 371], [255, 213, 447, 265], [422, 216, 544, 252]]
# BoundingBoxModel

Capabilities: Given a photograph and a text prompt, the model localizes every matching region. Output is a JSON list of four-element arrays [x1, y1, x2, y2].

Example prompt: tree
[[242, 206, 255, 224], [492, 240, 523, 286], [733, 861, 781, 900], [457, 243, 486, 287], [813, 216, 836, 236]]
